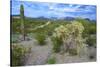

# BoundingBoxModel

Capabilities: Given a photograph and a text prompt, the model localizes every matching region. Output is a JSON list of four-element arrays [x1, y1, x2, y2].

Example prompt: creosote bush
[[35, 33, 46, 45], [86, 35, 96, 47], [51, 37, 62, 53], [69, 49, 78, 56], [12, 34, 19, 43], [11, 45, 31, 66], [47, 57, 56, 64]]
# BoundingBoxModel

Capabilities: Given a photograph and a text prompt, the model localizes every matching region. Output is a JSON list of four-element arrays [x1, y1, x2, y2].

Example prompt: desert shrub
[[47, 57, 56, 64], [76, 18, 96, 38], [69, 49, 78, 56], [12, 37, 18, 43], [86, 35, 96, 47], [89, 55, 95, 59], [12, 18, 21, 34], [83, 24, 96, 38], [11, 34, 19, 43], [11, 45, 30, 66], [88, 24, 96, 34], [51, 37, 62, 53], [35, 33, 46, 45]]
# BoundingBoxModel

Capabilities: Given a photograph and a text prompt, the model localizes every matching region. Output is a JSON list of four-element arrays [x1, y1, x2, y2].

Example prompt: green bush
[[47, 57, 56, 64], [86, 35, 96, 47], [51, 37, 62, 53], [11, 45, 30, 66], [35, 33, 46, 45], [11, 34, 19, 43], [69, 49, 78, 56], [75, 18, 96, 38]]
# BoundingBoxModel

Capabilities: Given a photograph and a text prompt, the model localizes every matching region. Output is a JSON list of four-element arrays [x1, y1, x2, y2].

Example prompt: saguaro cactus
[[20, 4, 25, 40]]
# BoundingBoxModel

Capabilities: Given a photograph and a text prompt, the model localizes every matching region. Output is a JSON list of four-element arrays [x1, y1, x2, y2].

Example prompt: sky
[[11, 0, 96, 20]]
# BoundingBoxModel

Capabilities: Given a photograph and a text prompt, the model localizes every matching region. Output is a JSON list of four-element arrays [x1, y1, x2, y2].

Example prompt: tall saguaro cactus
[[20, 4, 25, 40]]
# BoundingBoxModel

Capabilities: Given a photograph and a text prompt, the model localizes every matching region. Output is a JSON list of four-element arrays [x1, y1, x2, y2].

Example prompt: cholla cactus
[[52, 21, 85, 54], [53, 25, 68, 39]]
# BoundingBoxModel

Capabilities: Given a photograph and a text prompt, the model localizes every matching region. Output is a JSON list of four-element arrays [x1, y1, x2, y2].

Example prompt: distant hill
[[11, 15, 20, 19], [11, 15, 96, 22], [63, 17, 75, 21]]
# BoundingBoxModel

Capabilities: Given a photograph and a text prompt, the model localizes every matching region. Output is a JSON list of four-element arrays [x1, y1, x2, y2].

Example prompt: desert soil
[[12, 36, 96, 65]]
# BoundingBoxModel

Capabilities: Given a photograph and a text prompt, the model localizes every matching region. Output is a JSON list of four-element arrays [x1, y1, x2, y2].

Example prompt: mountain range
[[11, 15, 96, 22]]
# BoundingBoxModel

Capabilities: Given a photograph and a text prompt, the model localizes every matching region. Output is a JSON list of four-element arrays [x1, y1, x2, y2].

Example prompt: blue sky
[[11, 0, 96, 20]]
